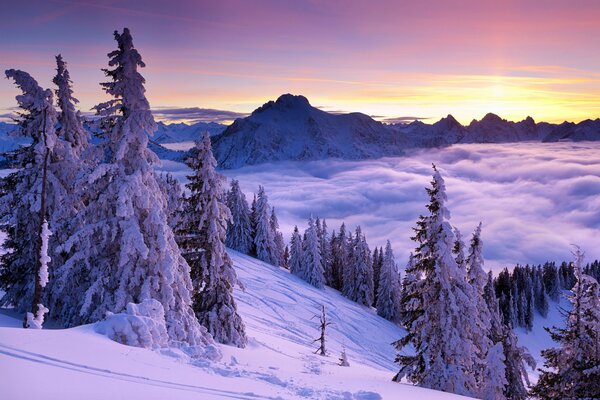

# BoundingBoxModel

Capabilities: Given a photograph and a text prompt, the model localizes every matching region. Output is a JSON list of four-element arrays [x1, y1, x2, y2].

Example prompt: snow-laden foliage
[[253, 185, 278, 265], [393, 166, 478, 397], [95, 299, 169, 349], [157, 172, 184, 230], [343, 227, 374, 306], [300, 217, 325, 288], [328, 224, 349, 290], [482, 343, 508, 400], [177, 133, 247, 348], [453, 227, 466, 270], [376, 241, 401, 322], [316, 218, 333, 285], [53, 29, 216, 357], [225, 179, 253, 254], [530, 248, 600, 400], [0, 69, 63, 316], [53, 54, 89, 157], [270, 208, 285, 267], [289, 226, 303, 277]]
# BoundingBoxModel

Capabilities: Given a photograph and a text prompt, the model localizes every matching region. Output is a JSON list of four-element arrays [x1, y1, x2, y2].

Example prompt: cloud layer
[[211, 142, 600, 273]]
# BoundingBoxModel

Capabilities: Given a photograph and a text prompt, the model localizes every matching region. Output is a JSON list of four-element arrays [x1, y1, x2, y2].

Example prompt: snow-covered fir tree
[[376, 241, 401, 322], [343, 227, 374, 306], [329, 224, 349, 290], [289, 226, 303, 277], [225, 179, 253, 254], [301, 217, 325, 288], [465, 223, 506, 399], [54, 29, 215, 355], [501, 321, 536, 400], [157, 173, 184, 230], [530, 248, 600, 399], [177, 133, 247, 348], [393, 165, 477, 397], [398, 253, 419, 326], [270, 208, 285, 267], [0, 69, 63, 322], [52, 54, 90, 157], [253, 186, 278, 265], [317, 218, 333, 286], [453, 227, 466, 269]]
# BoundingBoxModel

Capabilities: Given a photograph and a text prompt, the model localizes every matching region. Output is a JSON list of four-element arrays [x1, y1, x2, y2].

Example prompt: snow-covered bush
[[95, 299, 169, 349]]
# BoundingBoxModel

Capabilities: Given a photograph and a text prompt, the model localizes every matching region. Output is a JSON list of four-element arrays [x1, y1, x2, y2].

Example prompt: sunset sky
[[2, 0, 600, 125]]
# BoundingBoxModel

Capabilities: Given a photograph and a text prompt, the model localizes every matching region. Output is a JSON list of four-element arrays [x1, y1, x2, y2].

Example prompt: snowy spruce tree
[[453, 227, 466, 269], [270, 208, 285, 267], [289, 226, 303, 277], [54, 29, 216, 355], [225, 179, 253, 254], [177, 133, 247, 348], [376, 241, 401, 322], [253, 186, 279, 265], [530, 248, 600, 399], [0, 69, 65, 328], [157, 172, 184, 230], [393, 165, 477, 397], [329, 224, 349, 290], [301, 217, 325, 288], [465, 223, 507, 399], [343, 227, 374, 306]]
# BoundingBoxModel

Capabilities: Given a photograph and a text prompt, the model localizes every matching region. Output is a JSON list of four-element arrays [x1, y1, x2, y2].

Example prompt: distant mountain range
[[1, 94, 599, 168], [211, 94, 600, 168]]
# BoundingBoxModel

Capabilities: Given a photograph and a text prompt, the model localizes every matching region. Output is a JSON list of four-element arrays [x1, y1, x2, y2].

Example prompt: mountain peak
[[481, 112, 503, 124], [254, 93, 312, 114]]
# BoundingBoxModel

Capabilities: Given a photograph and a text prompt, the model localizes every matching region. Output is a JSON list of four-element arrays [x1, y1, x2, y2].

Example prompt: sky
[[2, 0, 600, 124]]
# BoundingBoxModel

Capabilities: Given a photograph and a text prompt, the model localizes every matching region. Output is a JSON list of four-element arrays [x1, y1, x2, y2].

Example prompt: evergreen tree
[[249, 194, 257, 256], [225, 179, 253, 254], [502, 321, 536, 400], [301, 217, 325, 288], [398, 253, 419, 326], [270, 208, 285, 267], [376, 241, 401, 322], [0, 69, 62, 326], [543, 262, 561, 302], [282, 245, 290, 270], [53, 54, 90, 157], [530, 248, 600, 399], [178, 133, 247, 347], [329, 225, 348, 290], [343, 227, 374, 306], [393, 166, 477, 397], [55, 29, 215, 354], [453, 227, 466, 270], [318, 219, 333, 286], [289, 226, 303, 277], [465, 223, 508, 399], [253, 186, 278, 265], [157, 173, 183, 230]]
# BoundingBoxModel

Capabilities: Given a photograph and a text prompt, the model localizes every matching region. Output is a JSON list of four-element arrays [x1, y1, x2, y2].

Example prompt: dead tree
[[312, 305, 332, 356]]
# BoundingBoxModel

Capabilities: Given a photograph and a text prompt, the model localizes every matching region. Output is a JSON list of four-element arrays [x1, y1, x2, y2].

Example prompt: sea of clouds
[[159, 141, 600, 272]]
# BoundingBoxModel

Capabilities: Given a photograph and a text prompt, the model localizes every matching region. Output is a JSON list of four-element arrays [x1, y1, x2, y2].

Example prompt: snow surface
[[0, 251, 472, 400]]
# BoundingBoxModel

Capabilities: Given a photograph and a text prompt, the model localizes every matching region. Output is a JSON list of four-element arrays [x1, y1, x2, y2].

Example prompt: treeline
[[226, 187, 402, 321], [494, 259, 600, 331]]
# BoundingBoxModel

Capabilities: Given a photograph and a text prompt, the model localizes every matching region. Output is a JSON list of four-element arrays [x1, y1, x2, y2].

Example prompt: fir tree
[[253, 186, 278, 265], [301, 217, 325, 288], [453, 227, 466, 269], [343, 227, 374, 306], [55, 29, 215, 354], [530, 248, 600, 399], [376, 241, 401, 321], [393, 165, 477, 397], [225, 179, 253, 254], [289, 226, 303, 277], [178, 133, 247, 347], [270, 207, 285, 267], [0, 69, 64, 327]]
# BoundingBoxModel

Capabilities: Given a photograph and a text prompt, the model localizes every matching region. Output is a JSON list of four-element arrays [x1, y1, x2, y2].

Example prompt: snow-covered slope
[[211, 94, 408, 169], [0, 250, 471, 400]]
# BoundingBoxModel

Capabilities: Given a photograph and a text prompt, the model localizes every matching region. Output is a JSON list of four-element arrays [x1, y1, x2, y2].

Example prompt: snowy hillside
[[0, 250, 471, 400], [154, 121, 226, 143]]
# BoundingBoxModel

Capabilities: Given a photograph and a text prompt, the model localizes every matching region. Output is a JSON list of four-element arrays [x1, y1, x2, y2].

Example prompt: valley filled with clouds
[[213, 141, 600, 271]]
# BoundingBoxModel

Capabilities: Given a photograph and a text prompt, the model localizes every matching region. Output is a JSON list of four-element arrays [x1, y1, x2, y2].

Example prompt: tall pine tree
[[177, 133, 247, 347]]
